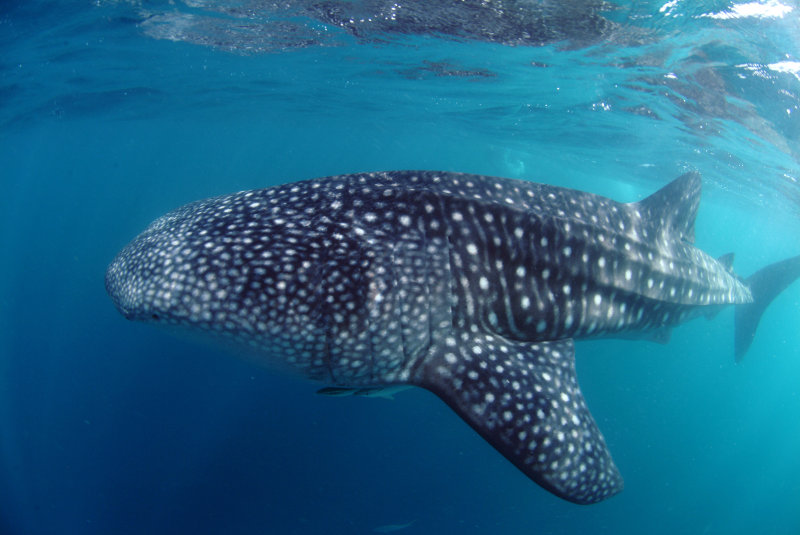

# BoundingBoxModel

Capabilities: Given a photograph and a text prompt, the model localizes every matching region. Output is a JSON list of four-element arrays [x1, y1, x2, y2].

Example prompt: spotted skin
[[106, 170, 792, 504]]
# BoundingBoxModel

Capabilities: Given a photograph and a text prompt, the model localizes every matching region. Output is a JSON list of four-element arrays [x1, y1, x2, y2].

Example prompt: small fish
[[373, 520, 415, 533], [317, 386, 412, 399]]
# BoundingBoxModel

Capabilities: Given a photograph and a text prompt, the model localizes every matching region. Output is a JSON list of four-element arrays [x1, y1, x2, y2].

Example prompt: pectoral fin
[[413, 335, 622, 504]]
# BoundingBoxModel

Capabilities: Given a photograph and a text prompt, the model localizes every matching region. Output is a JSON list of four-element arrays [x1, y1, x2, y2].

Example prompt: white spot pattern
[[106, 170, 754, 506]]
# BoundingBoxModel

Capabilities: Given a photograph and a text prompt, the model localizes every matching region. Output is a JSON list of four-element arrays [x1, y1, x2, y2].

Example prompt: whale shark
[[105, 170, 800, 504]]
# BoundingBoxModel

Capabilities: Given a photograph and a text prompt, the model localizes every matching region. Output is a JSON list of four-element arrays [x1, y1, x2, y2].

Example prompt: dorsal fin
[[717, 253, 735, 273], [634, 172, 702, 243]]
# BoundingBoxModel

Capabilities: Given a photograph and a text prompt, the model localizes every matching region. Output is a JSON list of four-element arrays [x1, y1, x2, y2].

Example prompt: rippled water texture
[[1, 2, 799, 534]]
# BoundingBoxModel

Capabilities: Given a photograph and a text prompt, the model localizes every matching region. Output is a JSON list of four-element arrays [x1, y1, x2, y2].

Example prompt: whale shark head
[[105, 183, 412, 383], [106, 207, 197, 323]]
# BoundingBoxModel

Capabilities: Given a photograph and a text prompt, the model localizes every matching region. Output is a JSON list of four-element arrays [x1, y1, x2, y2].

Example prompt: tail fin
[[735, 255, 800, 362]]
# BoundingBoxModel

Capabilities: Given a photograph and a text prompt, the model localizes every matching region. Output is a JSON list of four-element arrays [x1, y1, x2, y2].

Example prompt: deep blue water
[[2, 1, 800, 534]]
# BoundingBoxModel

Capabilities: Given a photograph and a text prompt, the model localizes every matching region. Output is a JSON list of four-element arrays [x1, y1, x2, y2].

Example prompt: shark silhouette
[[106, 171, 800, 504]]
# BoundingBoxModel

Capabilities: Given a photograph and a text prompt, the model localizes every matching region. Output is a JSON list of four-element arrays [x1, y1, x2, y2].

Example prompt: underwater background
[[1, 1, 799, 533]]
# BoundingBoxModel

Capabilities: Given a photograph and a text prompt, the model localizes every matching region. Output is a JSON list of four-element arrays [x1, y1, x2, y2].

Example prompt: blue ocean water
[[1, 1, 800, 534]]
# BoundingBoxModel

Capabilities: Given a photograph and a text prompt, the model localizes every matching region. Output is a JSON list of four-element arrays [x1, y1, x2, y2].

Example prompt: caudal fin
[[735, 255, 800, 361]]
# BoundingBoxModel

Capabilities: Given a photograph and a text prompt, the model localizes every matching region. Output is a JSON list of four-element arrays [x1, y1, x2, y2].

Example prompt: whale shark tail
[[735, 255, 800, 362]]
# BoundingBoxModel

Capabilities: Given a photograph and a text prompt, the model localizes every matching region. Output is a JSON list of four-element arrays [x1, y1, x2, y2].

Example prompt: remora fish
[[105, 171, 800, 504]]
